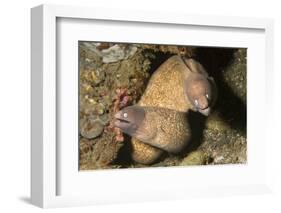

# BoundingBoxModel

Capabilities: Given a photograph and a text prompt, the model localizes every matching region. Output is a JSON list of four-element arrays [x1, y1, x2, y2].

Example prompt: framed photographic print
[[31, 4, 274, 208]]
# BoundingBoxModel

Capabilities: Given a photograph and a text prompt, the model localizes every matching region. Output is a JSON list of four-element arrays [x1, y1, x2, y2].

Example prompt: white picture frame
[[31, 4, 274, 208]]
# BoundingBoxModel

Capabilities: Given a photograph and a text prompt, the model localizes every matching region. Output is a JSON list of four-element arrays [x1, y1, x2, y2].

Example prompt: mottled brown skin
[[130, 141, 163, 164], [129, 56, 217, 164], [132, 55, 191, 164], [138, 55, 192, 111], [115, 106, 191, 153]]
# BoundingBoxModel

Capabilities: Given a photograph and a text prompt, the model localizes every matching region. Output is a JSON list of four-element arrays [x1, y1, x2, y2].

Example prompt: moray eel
[[115, 106, 191, 153], [126, 55, 217, 164], [182, 58, 217, 116]]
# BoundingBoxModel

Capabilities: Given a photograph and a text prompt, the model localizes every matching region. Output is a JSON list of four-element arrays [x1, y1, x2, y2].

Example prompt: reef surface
[[79, 42, 247, 170]]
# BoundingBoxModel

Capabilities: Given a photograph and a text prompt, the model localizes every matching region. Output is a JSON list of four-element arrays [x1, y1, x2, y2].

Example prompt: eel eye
[[206, 94, 210, 100], [123, 112, 128, 118], [194, 99, 199, 107]]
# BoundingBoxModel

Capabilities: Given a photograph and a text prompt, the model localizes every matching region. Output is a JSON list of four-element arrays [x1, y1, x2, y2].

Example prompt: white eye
[[206, 94, 209, 99], [123, 112, 128, 118], [194, 99, 199, 107]]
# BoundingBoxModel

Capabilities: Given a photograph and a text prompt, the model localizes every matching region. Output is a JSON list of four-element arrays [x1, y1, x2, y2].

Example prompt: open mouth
[[114, 114, 137, 135], [116, 118, 130, 123], [115, 118, 130, 124], [114, 112, 132, 129], [198, 107, 210, 116], [114, 112, 130, 124]]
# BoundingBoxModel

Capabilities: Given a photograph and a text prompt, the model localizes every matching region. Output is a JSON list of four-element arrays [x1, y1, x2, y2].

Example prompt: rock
[[99, 113, 109, 125], [90, 68, 105, 85], [213, 155, 225, 164], [222, 49, 247, 104], [96, 103, 105, 115], [80, 118, 104, 139], [80, 42, 103, 56], [80, 42, 138, 63], [180, 151, 207, 166], [205, 111, 230, 132], [101, 44, 138, 63]]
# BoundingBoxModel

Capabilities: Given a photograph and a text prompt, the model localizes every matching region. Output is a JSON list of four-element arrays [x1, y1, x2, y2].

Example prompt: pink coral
[[107, 87, 131, 143]]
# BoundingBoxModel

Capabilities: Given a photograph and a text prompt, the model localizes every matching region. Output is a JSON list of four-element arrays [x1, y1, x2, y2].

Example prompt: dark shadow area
[[113, 134, 133, 166], [144, 50, 174, 76], [114, 131, 166, 166], [195, 47, 247, 133], [180, 47, 246, 154], [181, 111, 207, 155]]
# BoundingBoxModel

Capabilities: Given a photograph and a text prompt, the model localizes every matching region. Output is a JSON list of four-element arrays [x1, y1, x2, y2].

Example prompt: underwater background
[[79, 42, 247, 170]]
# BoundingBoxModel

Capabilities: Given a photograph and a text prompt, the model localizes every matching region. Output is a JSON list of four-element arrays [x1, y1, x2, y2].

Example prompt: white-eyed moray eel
[[115, 106, 191, 153], [115, 55, 217, 164]]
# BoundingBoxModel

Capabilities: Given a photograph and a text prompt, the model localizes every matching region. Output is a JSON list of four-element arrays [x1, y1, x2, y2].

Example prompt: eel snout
[[184, 74, 214, 116], [114, 106, 145, 136]]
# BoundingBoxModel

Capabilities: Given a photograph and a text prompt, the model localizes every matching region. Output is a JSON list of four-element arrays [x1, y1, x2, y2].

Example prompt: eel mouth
[[113, 106, 145, 135], [114, 111, 132, 129], [114, 118, 130, 126], [114, 111, 139, 136], [115, 117, 130, 123], [198, 107, 210, 116]]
